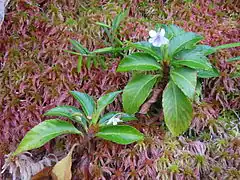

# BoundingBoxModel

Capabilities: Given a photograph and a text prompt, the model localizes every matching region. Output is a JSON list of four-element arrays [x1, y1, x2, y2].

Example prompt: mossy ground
[[0, 0, 239, 179]]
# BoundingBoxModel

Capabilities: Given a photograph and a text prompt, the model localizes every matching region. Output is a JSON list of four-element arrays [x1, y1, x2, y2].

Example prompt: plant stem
[[162, 60, 170, 86], [139, 61, 170, 114]]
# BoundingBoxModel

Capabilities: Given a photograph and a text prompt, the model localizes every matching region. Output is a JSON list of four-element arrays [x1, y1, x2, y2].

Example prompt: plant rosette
[[117, 24, 240, 136], [11, 90, 143, 157]]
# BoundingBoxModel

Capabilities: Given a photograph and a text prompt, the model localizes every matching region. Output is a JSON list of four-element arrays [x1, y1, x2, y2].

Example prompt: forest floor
[[0, 0, 240, 179]]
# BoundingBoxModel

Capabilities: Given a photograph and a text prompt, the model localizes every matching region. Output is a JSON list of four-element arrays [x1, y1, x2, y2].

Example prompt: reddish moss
[[0, 0, 239, 179]]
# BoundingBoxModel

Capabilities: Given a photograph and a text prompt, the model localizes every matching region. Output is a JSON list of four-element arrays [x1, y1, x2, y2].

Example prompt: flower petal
[[117, 119, 123, 123], [106, 120, 112, 125], [152, 40, 163, 47], [160, 28, 165, 36], [148, 37, 155, 43], [149, 30, 157, 37]]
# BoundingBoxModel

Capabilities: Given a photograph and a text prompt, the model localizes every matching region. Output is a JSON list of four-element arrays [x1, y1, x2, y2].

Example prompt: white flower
[[148, 29, 169, 47], [106, 116, 123, 125]]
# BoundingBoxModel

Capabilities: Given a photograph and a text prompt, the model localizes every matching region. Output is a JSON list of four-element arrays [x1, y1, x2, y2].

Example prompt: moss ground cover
[[0, 0, 239, 179]]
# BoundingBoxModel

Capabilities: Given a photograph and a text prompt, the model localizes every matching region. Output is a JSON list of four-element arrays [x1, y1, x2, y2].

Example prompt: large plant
[[12, 91, 143, 156], [117, 24, 240, 136]]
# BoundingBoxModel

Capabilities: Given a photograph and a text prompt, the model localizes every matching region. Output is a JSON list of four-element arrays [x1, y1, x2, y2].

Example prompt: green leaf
[[169, 32, 203, 57], [64, 50, 88, 56], [99, 112, 137, 125], [120, 114, 138, 121], [123, 74, 158, 114], [70, 40, 89, 54], [97, 91, 122, 113], [128, 41, 162, 60], [96, 125, 144, 145], [69, 91, 96, 117], [194, 80, 202, 103], [99, 112, 117, 125], [170, 67, 197, 99], [44, 106, 88, 131], [162, 24, 185, 39], [227, 56, 240, 62], [230, 71, 240, 78], [162, 81, 193, 136], [92, 56, 98, 68], [117, 52, 161, 72], [92, 91, 122, 124], [198, 67, 220, 78], [168, 25, 185, 36], [77, 56, 82, 73], [193, 45, 216, 55], [87, 57, 93, 69], [173, 51, 212, 70], [102, 26, 112, 40], [91, 47, 127, 54], [99, 57, 107, 69], [71, 114, 88, 131], [96, 22, 111, 28], [214, 42, 240, 51], [44, 106, 83, 120], [112, 9, 129, 32], [13, 119, 82, 156]]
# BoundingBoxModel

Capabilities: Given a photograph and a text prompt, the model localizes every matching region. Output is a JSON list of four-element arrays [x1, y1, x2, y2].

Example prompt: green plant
[[66, 10, 129, 72], [12, 91, 143, 157], [226, 49, 240, 78], [96, 9, 129, 47], [117, 24, 240, 136]]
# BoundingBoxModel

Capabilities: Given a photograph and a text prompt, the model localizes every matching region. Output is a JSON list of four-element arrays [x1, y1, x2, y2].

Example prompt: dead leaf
[[31, 166, 53, 180], [51, 143, 79, 180], [139, 88, 162, 114]]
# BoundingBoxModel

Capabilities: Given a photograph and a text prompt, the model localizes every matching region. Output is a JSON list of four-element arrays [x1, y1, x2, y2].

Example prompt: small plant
[[11, 90, 143, 157], [226, 53, 240, 78], [116, 24, 240, 136], [66, 10, 129, 72], [96, 9, 129, 48]]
